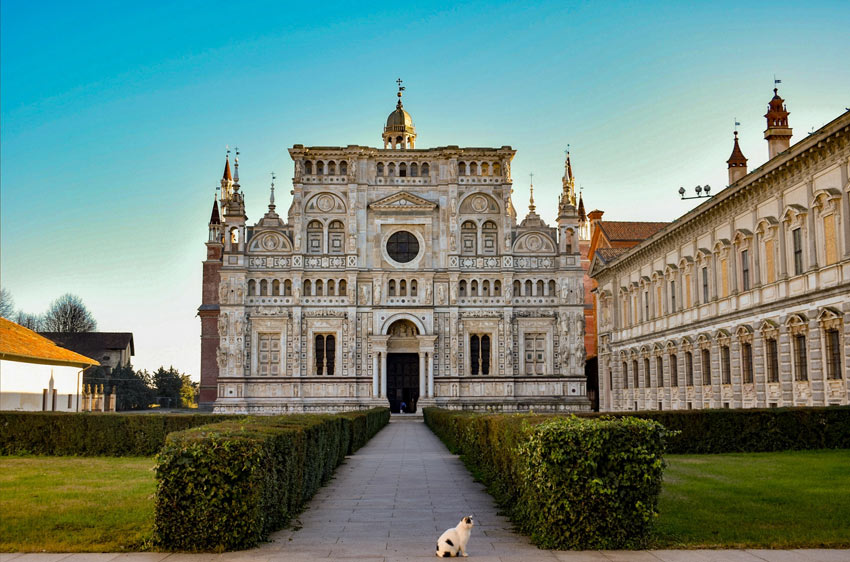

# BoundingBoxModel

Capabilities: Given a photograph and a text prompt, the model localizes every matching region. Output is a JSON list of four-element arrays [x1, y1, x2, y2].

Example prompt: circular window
[[386, 231, 420, 263]]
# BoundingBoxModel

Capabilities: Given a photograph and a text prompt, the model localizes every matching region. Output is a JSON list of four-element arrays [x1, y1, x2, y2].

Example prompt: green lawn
[[655, 449, 850, 548], [2, 451, 849, 552], [0, 456, 156, 552]]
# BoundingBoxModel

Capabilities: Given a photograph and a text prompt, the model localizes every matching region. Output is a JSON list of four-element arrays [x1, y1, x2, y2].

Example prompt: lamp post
[[678, 185, 713, 200]]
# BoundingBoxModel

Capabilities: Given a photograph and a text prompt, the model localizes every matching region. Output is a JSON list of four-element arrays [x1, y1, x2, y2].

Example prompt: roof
[[595, 247, 630, 264], [727, 133, 748, 165], [39, 332, 135, 358], [0, 317, 100, 368], [223, 157, 232, 181], [209, 198, 221, 225], [598, 221, 670, 242]]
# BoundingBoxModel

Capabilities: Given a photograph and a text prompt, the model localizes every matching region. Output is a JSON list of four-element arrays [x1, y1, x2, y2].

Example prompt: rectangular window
[[721, 259, 729, 297], [524, 333, 546, 375], [670, 354, 678, 387], [656, 356, 664, 387], [622, 362, 629, 388], [742, 342, 754, 383], [258, 333, 281, 376], [670, 281, 676, 312], [633, 360, 639, 388], [794, 334, 808, 381], [702, 267, 709, 303], [826, 329, 842, 379], [765, 239, 776, 284], [701, 348, 711, 385], [721, 346, 731, 384], [792, 228, 803, 275], [644, 357, 651, 387], [824, 215, 838, 265], [685, 351, 694, 386], [644, 292, 649, 321], [741, 250, 750, 291], [471, 334, 491, 375], [766, 339, 779, 383]]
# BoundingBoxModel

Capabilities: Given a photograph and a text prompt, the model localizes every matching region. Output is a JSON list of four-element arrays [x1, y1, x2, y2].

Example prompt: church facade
[[199, 86, 589, 413]]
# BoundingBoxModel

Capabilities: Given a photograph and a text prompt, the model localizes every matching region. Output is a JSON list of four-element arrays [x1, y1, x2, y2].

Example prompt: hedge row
[[424, 408, 670, 550], [0, 411, 236, 456], [153, 407, 389, 552]]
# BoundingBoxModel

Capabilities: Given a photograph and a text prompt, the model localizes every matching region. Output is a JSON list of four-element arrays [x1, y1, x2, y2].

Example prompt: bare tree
[[0, 288, 14, 319], [42, 293, 97, 332], [14, 311, 43, 331]]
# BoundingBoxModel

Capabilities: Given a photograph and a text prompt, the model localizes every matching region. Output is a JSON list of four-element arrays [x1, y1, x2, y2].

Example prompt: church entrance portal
[[387, 353, 419, 413]]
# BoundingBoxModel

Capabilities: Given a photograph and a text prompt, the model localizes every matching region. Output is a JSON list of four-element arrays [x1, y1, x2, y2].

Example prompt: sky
[[2, 0, 848, 379]]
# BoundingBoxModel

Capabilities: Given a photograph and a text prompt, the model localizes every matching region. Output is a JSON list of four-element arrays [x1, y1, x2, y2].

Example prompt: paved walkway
[[3, 418, 849, 561]]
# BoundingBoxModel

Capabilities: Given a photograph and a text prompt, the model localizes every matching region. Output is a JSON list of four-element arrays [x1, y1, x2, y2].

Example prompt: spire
[[727, 128, 748, 185], [561, 146, 576, 207], [528, 173, 536, 213], [764, 83, 792, 159], [268, 172, 276, 213], [220, 148, 235, 205], [578, 190, 586, 223], [383, 78, 416, 149], [233, 146, 240, 185], [396, 77, 405, 109], [209, 195, 221, 225], [223, 156, 232, 181]]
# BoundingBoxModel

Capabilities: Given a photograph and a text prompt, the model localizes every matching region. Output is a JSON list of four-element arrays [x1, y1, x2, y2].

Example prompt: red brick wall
[[199, 245, 221, 409]]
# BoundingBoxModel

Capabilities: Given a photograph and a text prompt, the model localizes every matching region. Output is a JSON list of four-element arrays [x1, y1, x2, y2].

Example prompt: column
[[380, 352, 387, 398], [428, 352, 434, 397], [372, 353, 379, 397], [419, 352, 426, 397]]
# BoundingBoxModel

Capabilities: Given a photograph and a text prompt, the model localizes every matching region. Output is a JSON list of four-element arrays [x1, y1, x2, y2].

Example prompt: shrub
[[424, 408, 670, 549], [153, 407, 389, 552], [0, 411, 235, 456]]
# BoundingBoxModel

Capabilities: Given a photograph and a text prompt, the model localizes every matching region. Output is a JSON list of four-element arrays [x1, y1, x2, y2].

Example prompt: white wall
[[0, 360, 81, 411]]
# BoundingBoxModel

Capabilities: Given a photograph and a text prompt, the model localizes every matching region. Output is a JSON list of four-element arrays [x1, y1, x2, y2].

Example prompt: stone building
[[199, 85, 589, 413], [591, 89, 850, 411]]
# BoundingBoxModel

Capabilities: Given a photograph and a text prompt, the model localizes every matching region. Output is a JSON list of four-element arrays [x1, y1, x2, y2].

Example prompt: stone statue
[[234, 317, 243, 335], [295, 160, 302, 176], [218, 313, 228, 337], [450, 197, 457, 215], [505, 283, 512, 300], [374, 282, 382, 304], [359, 284, 369, 305], [348, 160, 357, 181], [562, 281, 570, 301], [450, 283, 458, 303], [437, 284, 447, 305], [348, 283, 356, 301], [216, 347, 227, 369], [424, 283, 432, 304], [348, 233, 356, 252], [219, 282, 229, 304], [450, 160, 457, 177]]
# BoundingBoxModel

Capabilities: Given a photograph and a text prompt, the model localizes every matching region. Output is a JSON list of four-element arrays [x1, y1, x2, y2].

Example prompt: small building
[[0, 317, 100, 411], [40, 332, 134, 373]]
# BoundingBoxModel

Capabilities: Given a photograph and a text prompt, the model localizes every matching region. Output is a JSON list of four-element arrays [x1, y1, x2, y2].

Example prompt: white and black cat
[[435, 515, 474, 558]]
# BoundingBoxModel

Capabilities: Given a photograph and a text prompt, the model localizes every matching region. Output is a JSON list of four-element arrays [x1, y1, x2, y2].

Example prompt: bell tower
[[383, 79, 416, 149], [764, 87, 792, 159]]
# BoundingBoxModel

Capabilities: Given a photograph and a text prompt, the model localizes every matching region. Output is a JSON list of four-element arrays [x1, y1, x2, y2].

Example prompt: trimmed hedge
[[424, 408, 670, 550], [0, 411, 235, 456], [153, 407, 389, 552], [588, 406, 850, 454]]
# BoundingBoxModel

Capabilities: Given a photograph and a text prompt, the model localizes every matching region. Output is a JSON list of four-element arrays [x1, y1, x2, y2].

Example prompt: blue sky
[[2, 0, 848, 377]]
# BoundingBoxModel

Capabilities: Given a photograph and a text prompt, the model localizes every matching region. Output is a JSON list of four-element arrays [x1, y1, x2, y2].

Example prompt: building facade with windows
[[199, 86, 589, 413], [591, 90, 850, 411]]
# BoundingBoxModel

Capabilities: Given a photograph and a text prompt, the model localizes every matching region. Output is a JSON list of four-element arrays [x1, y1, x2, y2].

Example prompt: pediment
[[369, 192, 437, 211]]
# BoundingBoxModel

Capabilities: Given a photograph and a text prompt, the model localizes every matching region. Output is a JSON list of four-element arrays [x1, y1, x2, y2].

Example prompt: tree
[[86, 364, 155, 411], [14, 311, 43, 331], [179, 374, 199, 408], [153, 366, 183, 408], [42, 293, 97, 332], [0, 288, 14, 319]]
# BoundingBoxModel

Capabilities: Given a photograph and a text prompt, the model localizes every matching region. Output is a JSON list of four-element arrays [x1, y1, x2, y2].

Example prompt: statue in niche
[[424, 283, 432, 304], [437, 284, 447, 305], [450, 197, 457, 215], [348, 283, 356, 301], [450, 283, 458, 303], [450, 160, 457, 177], [562, 280, 570, 301], [216, 348, 227, 369], [348, 234, 356, 252], [218, 313, 228, 337], [219, 282, 229, 304], [236, 281, 245, 302], [348, 160, 357, 181], [295, 160, 303, 176], [450, 233, 457, 252], [233, 317, 243, 335], [359, 284, 370, 305], [374, 282, 382, 304], [505, 283, 512, 300]]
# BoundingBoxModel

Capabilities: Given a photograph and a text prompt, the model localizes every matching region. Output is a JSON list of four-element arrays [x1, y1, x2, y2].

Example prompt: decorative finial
[[233, 145, 240, 183], [396, 78, 405, 108], [269, 172, 276, 209], [528, 172, 536, 212], [565, 143, 570, 156]]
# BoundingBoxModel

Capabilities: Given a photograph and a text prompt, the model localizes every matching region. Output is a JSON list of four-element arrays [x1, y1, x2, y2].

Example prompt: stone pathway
[[3, 418, 849, 561]]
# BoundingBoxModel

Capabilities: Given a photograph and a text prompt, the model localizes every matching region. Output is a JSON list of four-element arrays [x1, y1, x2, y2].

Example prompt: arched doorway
[[386, 319, 419, 413]]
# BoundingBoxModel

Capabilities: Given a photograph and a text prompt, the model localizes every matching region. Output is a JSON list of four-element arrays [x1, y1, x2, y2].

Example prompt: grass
[[655, 449, 850, 548], [2, 450, 849, 552], [0, 456, 156, 552]]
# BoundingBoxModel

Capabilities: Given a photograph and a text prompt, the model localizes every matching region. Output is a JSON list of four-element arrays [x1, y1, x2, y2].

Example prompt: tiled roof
[[0, 317, 100, 368], [40, 332, 135, 358], [595, 247, 630, 264], [598, 221, 670, 242]]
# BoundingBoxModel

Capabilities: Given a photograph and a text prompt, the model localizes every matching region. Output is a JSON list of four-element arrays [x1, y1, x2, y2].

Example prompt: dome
[[385, 104, 413, 132]]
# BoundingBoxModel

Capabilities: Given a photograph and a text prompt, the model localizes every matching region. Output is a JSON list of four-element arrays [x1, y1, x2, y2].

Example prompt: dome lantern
[[383, 79, 416, 149]]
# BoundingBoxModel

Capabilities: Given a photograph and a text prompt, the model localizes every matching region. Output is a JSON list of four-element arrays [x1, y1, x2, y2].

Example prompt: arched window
[[470, 280, 478, 296], [260, 280, 268, 296], [377, 163, 384, 176], [325, 335, 335, 375], [272, 279, 280, 296], [410, 163, 418, 177], [524, 280, 532, 296], [328, 161, 336, 175], [338, 279, 347, 296], [633, 360, 639, 388], [399, 279, 407, 296], [536, 280, 544, 296], [421, 163, 430, 176], [481, 162, 489, 176], [470, 162, 478, 175], [248, 279, 256, 296], [304, 160, 313, 175], [481, 335, 491, 374], [459, 280, 467, 297], [461, 221, 477, 255], [482, 280, 490, 296], [328, 220, 344, 254], [316, 279, 324, 296], [307, 220, 323, 254], [493, 163, 501, 176], [314, 334, 335, 376], [494, 280, 502, 296], [388, 280, 396, 297], [513, 280, 520, 297], [339, 161, 347, 176], [458, 162, 466, 176], [399, 163, 407, 177], [548, 280, 557, 296], [327, 280, 335, 295], [388, 163, 396, 176], [284, 279, 292, 296], [670, 353, 678, 386], [481, 221, 498, 255], [685, 351, 694, 386], [644, 357, 651, 387], [410, 280, 417, 296], [701, 348, 712, 385], [623, 361, 629, 388], [303, 279, 312, 296], [316, 161, 325, 175]]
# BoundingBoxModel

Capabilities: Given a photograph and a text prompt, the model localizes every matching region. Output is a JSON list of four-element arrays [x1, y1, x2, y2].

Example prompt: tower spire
[[727, 124, 748, 184], [269, 172, 276, 212], [764, 83, 792, 159], [528, 173, 536, 212], [220, 147, 235, 204], [233, 146, 240, 185]]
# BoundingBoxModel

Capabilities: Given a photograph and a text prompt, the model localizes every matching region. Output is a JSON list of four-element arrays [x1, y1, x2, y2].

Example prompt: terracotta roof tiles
[[598, 221, 670, 242], [0, 318, 100, 368]]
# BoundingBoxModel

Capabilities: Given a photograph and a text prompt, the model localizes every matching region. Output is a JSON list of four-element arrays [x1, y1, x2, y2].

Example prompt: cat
[[435, 515, 474, 558]]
